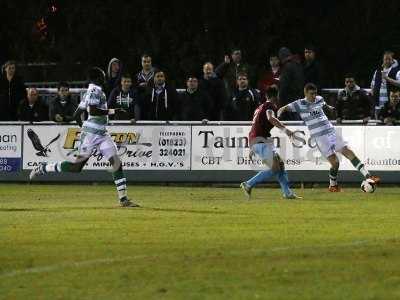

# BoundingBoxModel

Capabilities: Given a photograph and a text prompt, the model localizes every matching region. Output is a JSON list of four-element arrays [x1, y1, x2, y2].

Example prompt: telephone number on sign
[[158, 138, 187, 147], [159, 148, 186, 156]]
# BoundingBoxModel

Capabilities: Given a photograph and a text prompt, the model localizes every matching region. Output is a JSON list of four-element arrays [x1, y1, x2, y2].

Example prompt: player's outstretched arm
[[266, 110, 293, 137], [277, 105, 289, 118], [88, 105, 125, 116]]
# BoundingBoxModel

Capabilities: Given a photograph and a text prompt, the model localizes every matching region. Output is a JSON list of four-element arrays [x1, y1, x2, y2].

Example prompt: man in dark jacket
[[142, 70, 179, 120], [228, 72, 261, 121], [0, 60, 26, 121], [18, 87, 48, 122], [215, 49, 254, 99], [336, 75, 371, 124], [278, 47, 305, 120], [49, 82, 77, 123], [303, 45, 325, 89], [180, 75, 211, 121], [199, 62, 227, 120], [378, 89, 400, 125], [105, 58, 122, 96], [107, 73, 140, 120], [278, 47, 305, 107]]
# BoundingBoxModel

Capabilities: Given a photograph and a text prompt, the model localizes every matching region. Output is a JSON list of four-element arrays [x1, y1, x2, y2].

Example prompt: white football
[[361, 178, 376, 193]]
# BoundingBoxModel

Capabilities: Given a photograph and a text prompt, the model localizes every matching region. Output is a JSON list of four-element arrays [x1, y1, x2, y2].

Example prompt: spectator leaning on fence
[[199, 62, 227, 121], [49, 82, 77, 123], [336, 75, 371, 124], [0, 60, 27, 121], [142, 70, 179, 120], [180, 75, 211, 121], [257, 54, 280, 100], [370, 51, 399, 116], [227, 72, 261, 121], [378, 89, 400, 125], [105, 58, 122, 96], [17, 87, 48, 122], [107, 73, 140, 121], [215, 48, 254, 99]]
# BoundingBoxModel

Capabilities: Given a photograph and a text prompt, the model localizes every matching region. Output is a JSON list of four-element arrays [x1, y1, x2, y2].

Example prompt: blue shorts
[[251, 141, 276, 167]]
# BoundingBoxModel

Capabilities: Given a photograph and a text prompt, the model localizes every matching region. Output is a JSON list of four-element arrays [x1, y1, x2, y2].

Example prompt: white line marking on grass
[[0, 238, 397, 279]]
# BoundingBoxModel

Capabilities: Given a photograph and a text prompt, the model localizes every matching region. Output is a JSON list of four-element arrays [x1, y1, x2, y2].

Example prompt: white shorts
[[78, 131, 117, 160], [251, 140, 277, 167], [315, 130, 348, 158]]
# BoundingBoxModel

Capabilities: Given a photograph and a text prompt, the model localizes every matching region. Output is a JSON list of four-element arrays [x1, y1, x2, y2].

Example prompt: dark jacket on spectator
[[142, 84, 179, 120], [371, 60, 399, 107], [180, 89, 211, 121], [215, 61, 254, 98], [199, 74, 227, 120], [48, 95, 77, 122], [17, 98, 48, 122], [228, 88, 261, 121], [378, 101, 400, 124], [336, 86, 371, 120], [136, 67, 157, 90], [278, 48, 305, 107], [105, 58, 122, 96], [303, 59, 324, 89], [107, 86, 141, 120], [0, 74, 26, 121]]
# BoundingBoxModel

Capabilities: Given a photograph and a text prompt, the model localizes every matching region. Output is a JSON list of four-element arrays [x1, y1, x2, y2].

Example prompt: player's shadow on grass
[[0, 208, 50, 212], [143, 207, 227, 215]]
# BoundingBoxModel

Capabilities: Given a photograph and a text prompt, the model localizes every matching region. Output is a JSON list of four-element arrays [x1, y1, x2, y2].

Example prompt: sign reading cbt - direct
[[0, 126, 22, 172]]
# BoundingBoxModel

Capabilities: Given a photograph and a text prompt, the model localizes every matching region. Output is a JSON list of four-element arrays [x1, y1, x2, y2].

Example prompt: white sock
[[45, 162, 60, 173]]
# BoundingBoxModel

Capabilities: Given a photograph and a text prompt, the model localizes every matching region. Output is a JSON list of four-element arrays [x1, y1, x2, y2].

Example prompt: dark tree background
[[1, 0, 400, 87]]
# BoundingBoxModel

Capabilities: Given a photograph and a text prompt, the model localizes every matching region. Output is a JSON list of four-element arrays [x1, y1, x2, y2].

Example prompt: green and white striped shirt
[[288, 96, 334, 138], [78, 83, 108, 136]]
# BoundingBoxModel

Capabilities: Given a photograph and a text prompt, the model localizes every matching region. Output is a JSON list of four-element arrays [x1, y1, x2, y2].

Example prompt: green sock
[[350, 157, 369, 178], [329, 168, 338, 186]]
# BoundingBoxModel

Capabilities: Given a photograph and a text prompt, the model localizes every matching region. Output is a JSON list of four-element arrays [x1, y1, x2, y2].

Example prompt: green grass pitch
[[1, 184, 400, 300]]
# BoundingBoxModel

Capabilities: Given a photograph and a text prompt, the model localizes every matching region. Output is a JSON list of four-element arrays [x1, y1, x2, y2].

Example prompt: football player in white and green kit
[[29, 67, 139, 207], [277, 83, 380, 192]]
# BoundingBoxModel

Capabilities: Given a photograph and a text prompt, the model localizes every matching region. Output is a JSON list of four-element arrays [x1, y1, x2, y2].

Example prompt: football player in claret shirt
[[240, 86, 301, 199]]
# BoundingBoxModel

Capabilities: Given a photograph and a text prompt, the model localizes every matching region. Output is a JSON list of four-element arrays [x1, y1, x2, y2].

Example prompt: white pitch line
[[0, 238, 396, 279]]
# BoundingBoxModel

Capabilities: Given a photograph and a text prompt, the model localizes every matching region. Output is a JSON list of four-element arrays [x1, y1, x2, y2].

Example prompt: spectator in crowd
[[107, 73, 140, 120], [142, 70, 179, 120], [105, 58, 122, 95], [136, 54, 157, 92], [378, 89, 400, 125], [0, 60, 26, 121], [49, 82, 77, 123], [370, 51, 399, 117], [216, 48, 253, 99], [199, 62, 227, 120], [180, 75, 211, 121], [278, 47, 304, 120], [303, 45, 325, 89], [227, 72, 261, 121], [257, 54, 280, 99], [336, 75, 371, 124], [17, 87, 48, 122]]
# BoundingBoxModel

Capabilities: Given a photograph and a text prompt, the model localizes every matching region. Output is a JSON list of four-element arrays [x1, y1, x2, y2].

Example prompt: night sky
[[1, 0, 400, 86]]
